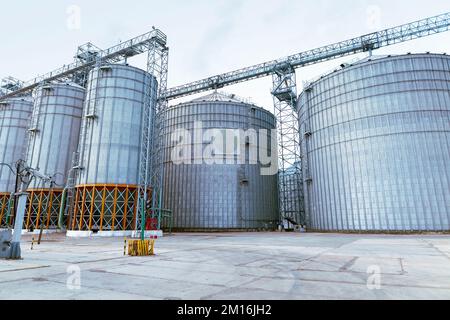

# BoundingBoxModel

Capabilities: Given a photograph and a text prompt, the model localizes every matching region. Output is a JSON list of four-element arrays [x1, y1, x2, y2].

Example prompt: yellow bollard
[[127, 239, 155, 256]]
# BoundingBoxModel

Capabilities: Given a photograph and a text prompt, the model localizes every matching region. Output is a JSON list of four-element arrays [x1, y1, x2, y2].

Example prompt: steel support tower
[[271, 64, 304, 226], [137, 38, 169, 233]]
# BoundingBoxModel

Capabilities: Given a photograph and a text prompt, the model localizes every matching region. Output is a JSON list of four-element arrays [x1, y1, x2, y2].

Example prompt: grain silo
[[298, 53, 450, 232], [0, 98, 33, 227], [279, 162, 304, 229], [24, 83, 85, 230], [69, 64, 157, 232], [161, 92, 279, 231]]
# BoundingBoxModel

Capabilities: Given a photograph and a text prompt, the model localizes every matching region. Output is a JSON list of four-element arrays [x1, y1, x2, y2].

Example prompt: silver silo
[[161, 92, 279, 231], [25, 83, 85, 230], [0, 98, 33, 227], [298, 53, 450, 232], [70, 64, 158, 232], [279, 162, 304, 229]]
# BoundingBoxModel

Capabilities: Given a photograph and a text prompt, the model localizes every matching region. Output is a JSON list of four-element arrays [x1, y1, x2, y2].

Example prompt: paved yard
[[0, 232, 449, 300]]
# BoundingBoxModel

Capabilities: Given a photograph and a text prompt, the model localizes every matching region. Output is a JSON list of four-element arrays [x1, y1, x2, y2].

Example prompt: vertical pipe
[[58, 188, 67, 230], [140, 200, 145, 240]]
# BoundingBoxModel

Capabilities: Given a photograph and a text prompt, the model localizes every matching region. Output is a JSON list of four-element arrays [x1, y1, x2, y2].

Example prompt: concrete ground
[[0, 232, 449, 300]]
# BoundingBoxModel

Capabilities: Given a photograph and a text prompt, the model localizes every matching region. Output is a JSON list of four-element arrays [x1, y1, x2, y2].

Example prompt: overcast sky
[[1, 0, 450, 110]]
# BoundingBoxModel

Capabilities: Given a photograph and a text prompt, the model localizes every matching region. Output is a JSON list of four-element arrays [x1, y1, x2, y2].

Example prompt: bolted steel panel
[[27, 84, 85, 188], [161, 93, 279, 230], [77, 64, 158, 186], [0, 98, 33, 192], [298, 53, 450, 232]]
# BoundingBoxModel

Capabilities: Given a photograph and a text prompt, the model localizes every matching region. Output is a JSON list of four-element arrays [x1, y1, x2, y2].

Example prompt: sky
[[1, 0, 450, 110]]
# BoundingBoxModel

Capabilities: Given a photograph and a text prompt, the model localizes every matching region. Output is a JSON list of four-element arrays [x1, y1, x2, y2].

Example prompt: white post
[[9, 192, 28, 259]]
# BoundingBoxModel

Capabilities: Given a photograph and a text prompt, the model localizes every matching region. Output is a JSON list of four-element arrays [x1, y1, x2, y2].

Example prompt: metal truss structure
[[23, 189, 63, 230], [0, 77, 25, 96], [271, 64, 304, 226], [72, 42, 103, 86], [164, 12, 450, 100], [70, 184, 145, 231], [0, 193, 13, 227], [1, 190, 63, 231], [2, 12, 450, 229], [0, 29, 168, 100], [137, 40, 169, 233]]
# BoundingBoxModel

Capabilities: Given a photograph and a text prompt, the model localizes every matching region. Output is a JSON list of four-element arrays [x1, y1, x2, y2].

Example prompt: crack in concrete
[[338, 256, 358, 272], [420, 239, 450, 261], [0, 265, 50, 273]]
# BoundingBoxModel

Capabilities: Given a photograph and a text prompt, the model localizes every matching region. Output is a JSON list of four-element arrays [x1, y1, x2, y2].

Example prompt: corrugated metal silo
[[161, 92, 279, 231], [25, 83, 85, 230], [298, 53, 450, 232], [0, 98, 33, 227], [70, 64, 158, 232], [279, 162, 304, 228]]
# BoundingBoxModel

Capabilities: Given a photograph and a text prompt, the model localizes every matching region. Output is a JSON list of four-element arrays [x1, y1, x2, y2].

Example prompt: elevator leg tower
[[271, 64, 305, 228], [137, 38, 169, 237]]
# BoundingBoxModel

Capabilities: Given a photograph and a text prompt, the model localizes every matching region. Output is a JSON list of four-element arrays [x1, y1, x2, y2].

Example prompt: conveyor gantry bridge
[[164, 12, 450, 100], [0, 28, 167, 100]]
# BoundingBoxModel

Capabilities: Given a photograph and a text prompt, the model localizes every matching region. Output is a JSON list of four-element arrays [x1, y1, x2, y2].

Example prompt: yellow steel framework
[[23, 189, 63, 230], [0, 192, 11, 227], [70, 184, 149, 231]]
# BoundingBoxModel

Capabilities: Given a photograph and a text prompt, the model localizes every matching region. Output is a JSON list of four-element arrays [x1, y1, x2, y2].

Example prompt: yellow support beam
[[0, 193, 9, 225], [25, 190, 34, 229], [88, 187, 96, 230], [45, 191, 54, 229], [70, 184, 143, 231], [100, 186, 107, 231], [78, 186, 87, 230], [111, 187, 118, 231], [72, 188, 80, 230], [123, 187, 129, 230]]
